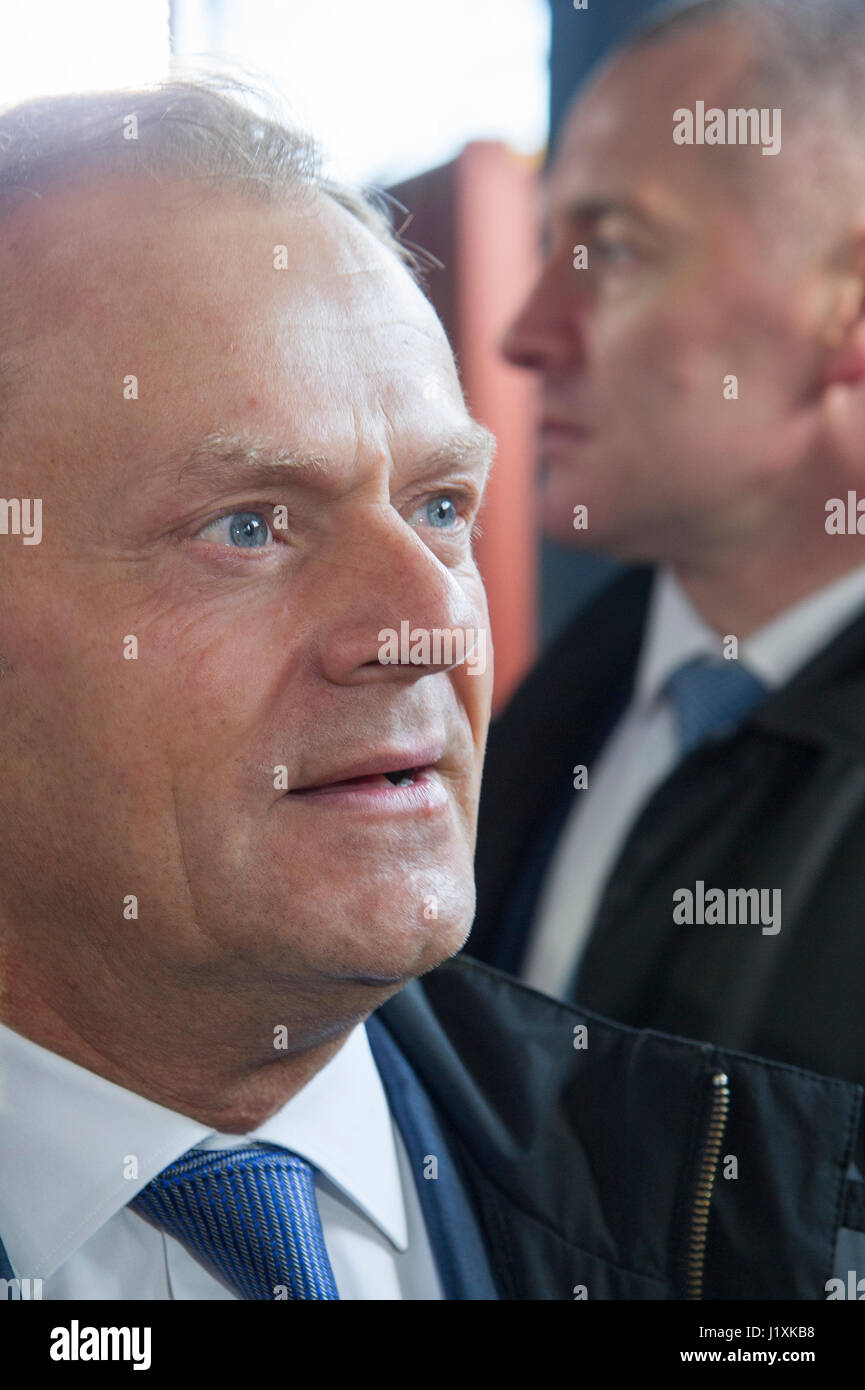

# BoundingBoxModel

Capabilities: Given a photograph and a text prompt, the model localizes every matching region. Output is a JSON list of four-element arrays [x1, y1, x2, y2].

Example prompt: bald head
[[0, 79, 422, 440], [614, 0, 865, 218]]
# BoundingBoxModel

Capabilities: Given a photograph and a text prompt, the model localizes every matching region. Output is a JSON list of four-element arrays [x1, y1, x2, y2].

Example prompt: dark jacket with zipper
[[469, 566, 865, 1090], [1, 953, 860, 1299], [375, 955, 863, 1300]]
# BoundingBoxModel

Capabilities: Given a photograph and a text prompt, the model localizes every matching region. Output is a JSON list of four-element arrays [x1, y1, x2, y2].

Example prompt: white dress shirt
[[522, 562, 865, 997], [0, 1019, 443, 1300]]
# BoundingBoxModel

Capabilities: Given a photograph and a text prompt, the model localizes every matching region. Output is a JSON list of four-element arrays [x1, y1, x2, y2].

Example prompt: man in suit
[[471, 0, 865, 1089], [0, 77, 498, 1300], [0, 77, 862, 1304]]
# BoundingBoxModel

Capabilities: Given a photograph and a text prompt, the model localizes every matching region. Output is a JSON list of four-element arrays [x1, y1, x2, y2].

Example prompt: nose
[[500, 253, 586, 372], [315, 503, 487, 687]]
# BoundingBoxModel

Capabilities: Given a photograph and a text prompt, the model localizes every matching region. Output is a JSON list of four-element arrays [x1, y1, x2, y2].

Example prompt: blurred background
[[1, 0, 664, 708]]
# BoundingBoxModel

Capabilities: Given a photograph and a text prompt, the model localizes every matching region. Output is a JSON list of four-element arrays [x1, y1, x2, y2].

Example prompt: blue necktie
[[666, 655, 767, 756], [130, 1145, 339, 1300]]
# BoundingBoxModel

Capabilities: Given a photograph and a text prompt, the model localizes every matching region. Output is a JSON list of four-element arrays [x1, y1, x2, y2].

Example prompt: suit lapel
[[365, 1014, 499, 1299]]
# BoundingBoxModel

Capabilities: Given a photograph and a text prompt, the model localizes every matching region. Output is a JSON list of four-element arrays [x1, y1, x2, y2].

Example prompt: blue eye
[[425, 497, 459, 528], [197, 510, 273, 548]]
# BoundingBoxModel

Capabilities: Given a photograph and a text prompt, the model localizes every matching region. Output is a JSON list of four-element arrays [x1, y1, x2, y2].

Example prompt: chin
[[387, 911, 473, 978], [539, 489, 643, 559], [406, 903, 474, 975], [541, 506, 598, 548], [539, 476, 595, 545], [290, 889, 473, 991]]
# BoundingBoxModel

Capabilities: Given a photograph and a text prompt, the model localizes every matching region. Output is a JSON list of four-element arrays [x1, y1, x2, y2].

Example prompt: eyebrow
[[173, 421, 497, 492]]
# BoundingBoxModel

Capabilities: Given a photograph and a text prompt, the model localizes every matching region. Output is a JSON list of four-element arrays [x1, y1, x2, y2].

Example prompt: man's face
[[503, 28, 834, 557], [0, 178, 494, 1009]]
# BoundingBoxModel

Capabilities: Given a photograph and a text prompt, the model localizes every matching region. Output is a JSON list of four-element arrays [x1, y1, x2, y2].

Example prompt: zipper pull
[[686, 1070, 731, 1300]]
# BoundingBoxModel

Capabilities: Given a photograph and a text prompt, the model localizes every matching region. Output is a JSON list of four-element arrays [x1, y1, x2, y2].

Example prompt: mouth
[[292, 764, 426, 795], [540, 419, 591, 438], [284, 746, 450, 813], [539, 421, 592, 461]]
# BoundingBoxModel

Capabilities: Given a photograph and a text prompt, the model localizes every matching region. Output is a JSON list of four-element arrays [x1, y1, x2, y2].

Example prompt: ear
[[821, 320, 865, 388], [820, 241, 865, 389]]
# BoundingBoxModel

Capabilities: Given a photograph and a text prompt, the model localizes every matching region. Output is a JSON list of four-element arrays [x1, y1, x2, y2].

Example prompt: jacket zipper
[[685, 1070, 730, 1300]]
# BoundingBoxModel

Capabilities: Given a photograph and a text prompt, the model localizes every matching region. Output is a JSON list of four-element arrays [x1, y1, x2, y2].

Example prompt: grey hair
[[0, 73, 418, 257], [0, 75, 430, 423]]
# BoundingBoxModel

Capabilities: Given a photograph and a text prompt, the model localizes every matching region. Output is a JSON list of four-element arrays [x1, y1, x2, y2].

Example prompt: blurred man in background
[[471, 0, 865, 1088]]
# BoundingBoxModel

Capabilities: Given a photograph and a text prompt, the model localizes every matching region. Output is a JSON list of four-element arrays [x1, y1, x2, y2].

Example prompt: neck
[[671, 534, 865, 638], [0, 945, 395, 1132]]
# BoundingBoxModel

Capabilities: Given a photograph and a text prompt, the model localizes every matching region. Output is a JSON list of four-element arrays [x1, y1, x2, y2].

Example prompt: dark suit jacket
[[469, 566, 865, 1089], [375, 955, 864, 1300]]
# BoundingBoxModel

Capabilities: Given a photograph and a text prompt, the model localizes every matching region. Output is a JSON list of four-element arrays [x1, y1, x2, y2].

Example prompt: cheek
[[630, 281, 802, 403], [139, 601, 291, 727], [455, 582, 493, 747], [459, 671, 492, 773], [638, 321, 710, 395], [597, 289, 732, 402]]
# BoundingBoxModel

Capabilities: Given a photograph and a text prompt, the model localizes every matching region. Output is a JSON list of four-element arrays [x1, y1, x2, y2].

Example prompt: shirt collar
[[635, 570, 716, 709], [0, 1019, 407, 1281], [636, 563, 865, 710]]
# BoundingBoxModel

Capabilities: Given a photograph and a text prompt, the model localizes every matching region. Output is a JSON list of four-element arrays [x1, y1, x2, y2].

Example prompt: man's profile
[[0, 76, 860, 1303], [473, 0, 865, 1090]]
